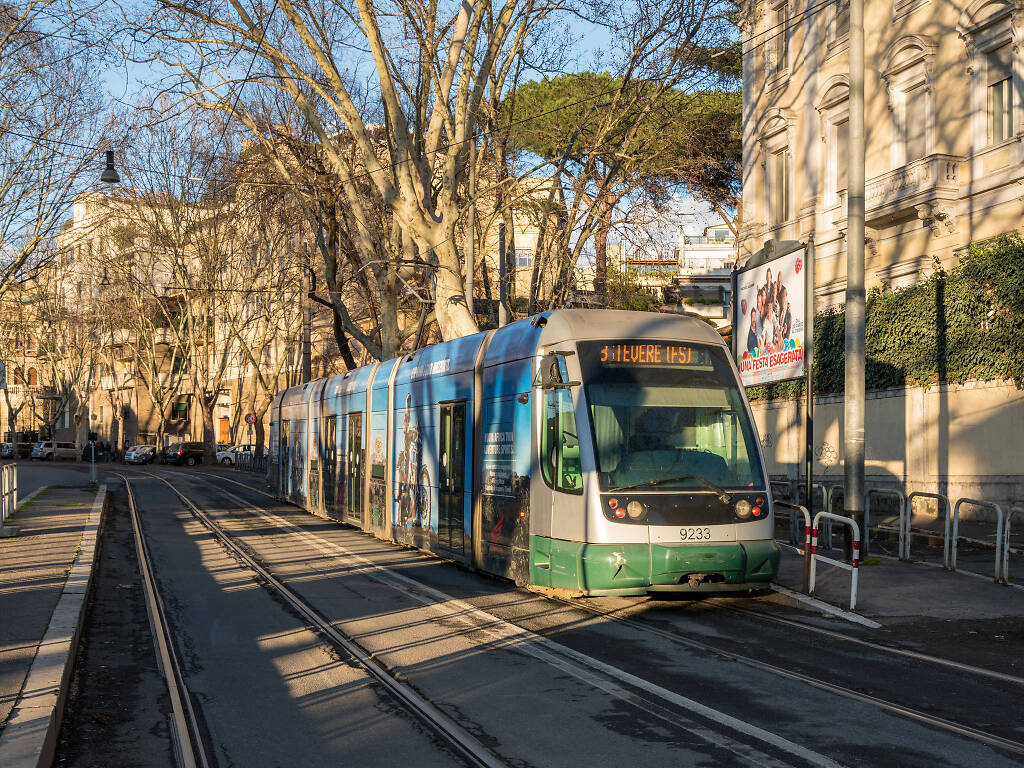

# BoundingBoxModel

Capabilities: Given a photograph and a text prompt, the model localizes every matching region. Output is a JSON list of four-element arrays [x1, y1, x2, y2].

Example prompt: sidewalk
[[0, 483, 106, 767], [774, 542, 1024, 623]]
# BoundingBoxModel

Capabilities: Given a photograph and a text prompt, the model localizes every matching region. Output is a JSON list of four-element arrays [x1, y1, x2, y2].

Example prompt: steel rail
[[180, 474, 837, 768], [142, 470, 508, 768], [114, 473, 211, 768], [719, 604, 1024, 687], [192, 470, 1024, 759], [543, 594, 1024, 757], [216, 468, 1023, 688]]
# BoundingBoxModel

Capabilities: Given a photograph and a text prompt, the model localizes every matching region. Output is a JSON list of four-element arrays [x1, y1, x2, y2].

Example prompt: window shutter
[[988, 45, 1013, 86]]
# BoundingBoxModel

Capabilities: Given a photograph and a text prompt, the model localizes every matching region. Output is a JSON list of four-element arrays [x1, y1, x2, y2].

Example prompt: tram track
[[201, 469, 1024, 688], [175, 471, 841, 768], [187, 469, 1024, 762], [131, 470, 508, 768], [113, 472, 212, 768]]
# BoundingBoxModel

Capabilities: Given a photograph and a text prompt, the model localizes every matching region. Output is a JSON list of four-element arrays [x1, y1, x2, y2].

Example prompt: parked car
[[215, 444, 255, 466], [0, 443, 13, 458], [30, 441, 77, 460], [164, 441, 205, 466], [125, 445, 157, 464]]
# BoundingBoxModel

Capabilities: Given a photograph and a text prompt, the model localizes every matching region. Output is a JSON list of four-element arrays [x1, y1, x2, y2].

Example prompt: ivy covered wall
[[746, 233, 1024, 401]]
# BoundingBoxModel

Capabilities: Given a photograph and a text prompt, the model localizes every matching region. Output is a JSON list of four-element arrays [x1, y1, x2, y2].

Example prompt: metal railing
[[811, 483, 844, 549], [1, 463, 18, 533], [951, 498, 1011, 585], [770, 480, 801, 545], [775, 501, 812, 592], [235, 453, 268, 474], [809, 511, 861, 610], [906, 491, 951, 568], [866, 488, 907, 559]]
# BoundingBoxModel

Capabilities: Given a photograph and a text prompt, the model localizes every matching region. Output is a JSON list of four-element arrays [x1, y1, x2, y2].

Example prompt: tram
[[268, 309, 779, 595]]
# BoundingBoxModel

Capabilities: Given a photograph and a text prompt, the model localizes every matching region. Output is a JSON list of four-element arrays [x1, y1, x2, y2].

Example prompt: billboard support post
[[803, 237, 814, 593]]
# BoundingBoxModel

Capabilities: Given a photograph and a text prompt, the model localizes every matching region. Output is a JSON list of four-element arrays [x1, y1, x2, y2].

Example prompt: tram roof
[[536, 309, 726, 348]]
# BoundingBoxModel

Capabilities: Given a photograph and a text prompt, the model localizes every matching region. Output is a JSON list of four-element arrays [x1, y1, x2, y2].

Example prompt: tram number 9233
[[679, 527, 713, 541]]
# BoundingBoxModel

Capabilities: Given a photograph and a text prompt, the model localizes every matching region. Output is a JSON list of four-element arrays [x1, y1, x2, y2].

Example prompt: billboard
[[734, 246, 807, 386]]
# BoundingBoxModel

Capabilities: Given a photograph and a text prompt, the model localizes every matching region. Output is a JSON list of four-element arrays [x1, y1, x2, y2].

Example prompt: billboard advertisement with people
[[735, 248, 806, 386]]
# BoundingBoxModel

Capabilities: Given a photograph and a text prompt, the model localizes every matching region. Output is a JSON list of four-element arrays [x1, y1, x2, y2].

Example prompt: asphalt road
[[56, 466, 1024, 767]]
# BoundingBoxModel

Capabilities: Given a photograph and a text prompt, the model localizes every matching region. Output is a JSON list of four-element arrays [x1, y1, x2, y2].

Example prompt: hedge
[[746, 232, 1024, 401]]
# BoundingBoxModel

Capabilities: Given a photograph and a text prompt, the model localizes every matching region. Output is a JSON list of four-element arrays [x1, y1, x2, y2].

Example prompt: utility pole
[[498, 221, 508, 327], [844, 0, 867, 559], [466, 141, 476, 316]]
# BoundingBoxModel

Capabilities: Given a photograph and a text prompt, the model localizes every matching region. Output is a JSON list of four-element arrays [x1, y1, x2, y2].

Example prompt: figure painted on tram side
[[398, 395, 431, 530]]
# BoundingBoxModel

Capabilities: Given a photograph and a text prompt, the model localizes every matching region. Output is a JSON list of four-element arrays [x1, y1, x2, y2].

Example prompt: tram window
[[542, 387, 583, 494], [578, 340, 765, 492]]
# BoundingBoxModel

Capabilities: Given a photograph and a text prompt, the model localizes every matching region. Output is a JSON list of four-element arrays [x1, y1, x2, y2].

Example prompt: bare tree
[[0, 0, 108, 297]]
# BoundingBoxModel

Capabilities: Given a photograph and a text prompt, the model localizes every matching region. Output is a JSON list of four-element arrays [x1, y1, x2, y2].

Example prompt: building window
[[988, 44, 1013, 143], [836, 0, 850, 38], [881, 36, 936, 169], [769, 148, 790, 226], [958, 2, 1022, 168], [170, 401, 189, 422], [768, 1, 789, 77], [27, 368, 37, 386], [903, 82, 929, 162], [514, 248, 533, 267]]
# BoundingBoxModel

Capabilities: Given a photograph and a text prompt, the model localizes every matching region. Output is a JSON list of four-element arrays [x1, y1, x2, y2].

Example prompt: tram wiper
[[608, 474, 731, 503]]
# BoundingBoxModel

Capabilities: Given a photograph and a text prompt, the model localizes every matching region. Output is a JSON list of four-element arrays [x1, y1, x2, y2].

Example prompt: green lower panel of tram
[[529, 536, 780, 596]]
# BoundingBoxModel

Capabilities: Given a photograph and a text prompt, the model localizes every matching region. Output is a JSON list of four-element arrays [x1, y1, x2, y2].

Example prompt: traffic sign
[[244, 413, 257, 425]]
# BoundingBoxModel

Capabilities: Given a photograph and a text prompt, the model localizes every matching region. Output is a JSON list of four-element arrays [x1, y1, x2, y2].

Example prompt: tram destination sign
[[732, 242, 808, 386], [597, 343, 713, 368]]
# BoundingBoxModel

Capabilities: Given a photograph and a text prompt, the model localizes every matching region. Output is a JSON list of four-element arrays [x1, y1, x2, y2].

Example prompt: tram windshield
[[577, 340, 765, 492]]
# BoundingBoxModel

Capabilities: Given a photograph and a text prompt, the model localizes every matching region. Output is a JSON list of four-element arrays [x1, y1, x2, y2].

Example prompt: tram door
[[438, 402, 466, 553], [323, 416, 339, 520], [344, 413, 363, 526]]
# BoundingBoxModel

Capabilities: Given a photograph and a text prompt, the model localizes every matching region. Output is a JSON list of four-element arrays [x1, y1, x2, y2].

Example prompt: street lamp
[[100, 150, 120, 185]]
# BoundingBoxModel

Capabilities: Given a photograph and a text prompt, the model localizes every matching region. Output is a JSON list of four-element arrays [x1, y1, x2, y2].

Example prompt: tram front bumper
[[531, 536, 780, 596]]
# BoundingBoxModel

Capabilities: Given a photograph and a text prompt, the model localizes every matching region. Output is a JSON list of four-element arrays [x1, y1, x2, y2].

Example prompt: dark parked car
[[164, 442, 205, 466], [0, 443, 14, 458]]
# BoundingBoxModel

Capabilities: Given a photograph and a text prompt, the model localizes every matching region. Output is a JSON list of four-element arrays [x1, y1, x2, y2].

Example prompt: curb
[[0, 484, 108, 767]]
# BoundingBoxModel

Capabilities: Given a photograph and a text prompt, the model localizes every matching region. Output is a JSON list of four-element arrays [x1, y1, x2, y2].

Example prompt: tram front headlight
[[626, 500, 646, 520], [734, 499, 752, 519]]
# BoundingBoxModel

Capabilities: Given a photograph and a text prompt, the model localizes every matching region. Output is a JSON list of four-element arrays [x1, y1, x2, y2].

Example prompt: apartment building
[[740, 0, 1023, 305]]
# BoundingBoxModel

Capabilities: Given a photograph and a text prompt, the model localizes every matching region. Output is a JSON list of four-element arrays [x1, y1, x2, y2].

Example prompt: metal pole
[[498, 221, 508, 327], [803, 238, 814, 592], [301, 267, 312, 383], [844, 0, 867, 561], [466, 141, 476, 316]]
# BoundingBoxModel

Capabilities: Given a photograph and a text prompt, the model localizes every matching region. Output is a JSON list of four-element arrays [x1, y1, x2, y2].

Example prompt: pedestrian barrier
[[1, 463, 17, 535], [235, 453, 268, 474], [775, 501, 812, 592], [866, 488, 907, 559], [770, 480, 801, 545], [951, 498, 1010, 585], [811, 483, 844, 550], [809, 511, 861, 610], [906, 491, 951, 568]]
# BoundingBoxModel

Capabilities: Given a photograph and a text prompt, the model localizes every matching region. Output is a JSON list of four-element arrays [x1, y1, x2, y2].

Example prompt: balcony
[[99, 373, 133, 391], [834, 154, 964, 229]]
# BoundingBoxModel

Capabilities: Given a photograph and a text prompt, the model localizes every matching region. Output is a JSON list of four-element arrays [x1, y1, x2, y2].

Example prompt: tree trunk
[[201, 397, 217, 464], [594, 219, 610, 298]]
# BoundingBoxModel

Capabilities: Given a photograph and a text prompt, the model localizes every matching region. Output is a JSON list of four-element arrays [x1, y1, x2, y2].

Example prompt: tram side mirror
[[537, 352, 580, 389]]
